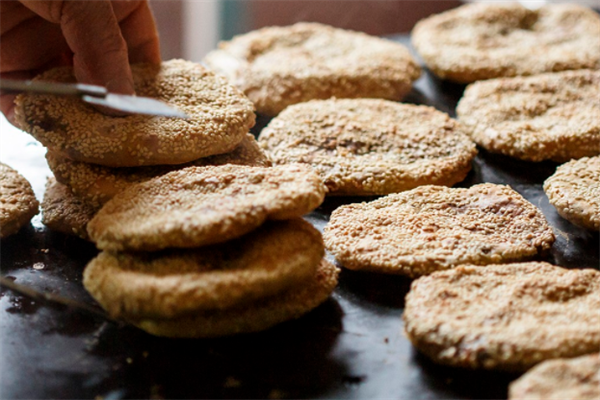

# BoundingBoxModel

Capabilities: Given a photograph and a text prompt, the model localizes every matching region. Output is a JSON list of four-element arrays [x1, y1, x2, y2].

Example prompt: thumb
[[22, 0, 134, 95]]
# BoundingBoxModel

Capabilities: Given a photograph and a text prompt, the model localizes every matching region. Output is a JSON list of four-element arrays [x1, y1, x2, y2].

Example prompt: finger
[[0, 16, 68, 73], [62, 1, 134, 94], [112, 1, 161, 64], [21, 0, 134, 95], [1, 1, 35, 35]]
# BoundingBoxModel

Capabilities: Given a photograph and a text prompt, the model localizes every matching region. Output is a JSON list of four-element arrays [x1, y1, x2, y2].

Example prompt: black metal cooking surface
[[1, 36, 598, 400]]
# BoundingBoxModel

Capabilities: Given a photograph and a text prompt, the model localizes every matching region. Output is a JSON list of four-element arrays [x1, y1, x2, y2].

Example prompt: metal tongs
[[0, 78, 188, 118]]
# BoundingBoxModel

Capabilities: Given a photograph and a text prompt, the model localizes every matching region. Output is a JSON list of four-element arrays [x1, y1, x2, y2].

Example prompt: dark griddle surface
[[1, 36, 598, 400]]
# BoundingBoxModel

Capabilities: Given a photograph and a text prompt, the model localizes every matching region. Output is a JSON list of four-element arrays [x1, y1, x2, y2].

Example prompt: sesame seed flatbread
[[133, 259, 339, 338], [412, 3, 600, 83], [508, 353, 600, 400], [15, 60, 256, 167], [87, 164, 326, 251], [0, 162, 39, 238], [259, 99, 476, 195], [543, 156, 600, 230], [204, 22, 421, 116], [404, 263, 600, 371], [84, 219, 324, 319], [457, 70, 600, 162], [324, 184, 554, 277], [41, 178, 99, 240], [47, 134, 271, 207]]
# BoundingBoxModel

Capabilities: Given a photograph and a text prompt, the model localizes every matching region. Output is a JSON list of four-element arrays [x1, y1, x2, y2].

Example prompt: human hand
[[0, 0, 161, 123]]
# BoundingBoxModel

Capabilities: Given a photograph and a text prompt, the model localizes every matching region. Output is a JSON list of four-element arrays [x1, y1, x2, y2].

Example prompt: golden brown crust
[[14, 60, 256, 167], [457, 70, 600, 162], [204, 22, 421, 116], [0, 162, 39, 238], [508, 353, 600, 400], [87, 164, 326, 251], [412, 3, 600, 83], [41, 178, 99, 240], [132, 259, 339, 338], [324, 184, 555, 277], [543, 156, 600, 230], [259, 99, 476, 195], [83, 219, 324, 319], [47, 134, 271, 207], [404, 263, 600, 372]]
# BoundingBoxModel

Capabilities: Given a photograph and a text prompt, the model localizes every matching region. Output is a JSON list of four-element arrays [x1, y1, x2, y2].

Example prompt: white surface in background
[[183, 0, 219, 62], [0, 115, 50, 200]]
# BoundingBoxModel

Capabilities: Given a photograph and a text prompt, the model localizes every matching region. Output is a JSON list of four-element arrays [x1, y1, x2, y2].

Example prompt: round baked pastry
[[457, 70, 600, 162], [14, 59, 256, 167], [133, 259, 339, 338], [324, 184, 555, 277], [508, 353, 600, 400], [84, 219, 324, 319], [41, 178, 99, 240], [412, 3, 600, 83], [87, 164, 326, 251], [204, 22, 421, 116], [47, 134, 271, 207], [543, 156, 600, 230], [259, 99, 476, 195], [0, 162, 39, 238], [404, 262, 600, 371]]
